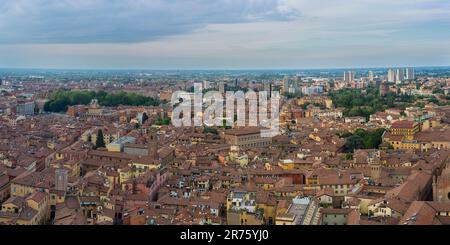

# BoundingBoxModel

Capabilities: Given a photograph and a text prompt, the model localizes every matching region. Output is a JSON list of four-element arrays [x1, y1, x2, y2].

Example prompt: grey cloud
[[0, 0, 298, 44]]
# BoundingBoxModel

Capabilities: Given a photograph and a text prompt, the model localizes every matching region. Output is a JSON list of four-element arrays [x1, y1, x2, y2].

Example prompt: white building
[[344, 71, 354, 83], [396, 68, 405, 83], [406, 68, 415, 80], [368, 71, 374, 81], [388, 69, 396, 83]]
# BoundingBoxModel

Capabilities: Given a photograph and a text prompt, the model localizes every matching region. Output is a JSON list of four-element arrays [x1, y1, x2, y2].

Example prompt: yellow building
[[106, 143, 122, 152], [309, 133, 322, 142], [278, 159, 295, 170], [305, 174, 319, 185], [422, 119, 440, 130], [119, 166, 132, 187], [25, 191, 50, 224], [129, 159, 161, 174], [389, 120, 419, 140], [226, 210, 263, 225], [325, 99, 333, 109], [10, 182, 35, 198], [49, 160, 80, 177], [81, 128, 120, 145], [383, 121, 450, 151], [0, 191, 49, 225], [256, 201, 276, 224], [49, 190, 66, 206], [229, 149, 249, 166]]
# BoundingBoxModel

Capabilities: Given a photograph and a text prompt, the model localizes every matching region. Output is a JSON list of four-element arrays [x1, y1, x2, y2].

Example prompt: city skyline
[[2, 0, 450, 234], [0, 0, 450, 69]]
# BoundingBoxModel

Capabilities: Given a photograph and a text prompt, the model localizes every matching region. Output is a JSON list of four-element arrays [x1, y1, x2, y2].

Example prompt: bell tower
[[55, 168, 68, 191], [148, 132, 158, 159]]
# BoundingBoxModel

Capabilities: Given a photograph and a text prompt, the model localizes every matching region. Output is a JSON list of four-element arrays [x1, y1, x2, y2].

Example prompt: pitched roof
[[400, 201, 442, 225], [391, 121, 417, 129]]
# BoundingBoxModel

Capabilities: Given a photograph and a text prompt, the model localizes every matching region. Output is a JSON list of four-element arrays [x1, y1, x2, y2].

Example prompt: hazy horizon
[[1, 65, 449, 72]]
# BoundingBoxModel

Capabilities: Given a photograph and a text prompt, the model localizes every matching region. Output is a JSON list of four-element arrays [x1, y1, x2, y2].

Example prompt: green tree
[[95, 129, 106, 149], [44, 90, 160, 113], [345, 135, 365, 153], [343, 153, 353, 160], [154, 116, 171, 126], [343, 128, 385, 151], [142, 112, 149, 124], [330, 85, 414, 118], [203, 127, 219, 135]]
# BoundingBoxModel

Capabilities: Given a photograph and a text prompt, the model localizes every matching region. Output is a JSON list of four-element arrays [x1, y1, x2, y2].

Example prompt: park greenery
[[330, 86, 415, 118], [154, 117, 171, 126], [153, 113, 171, 126], [44, 90, 160, 113], [338, 128, 386, 153], [300, 102, 326, 110]]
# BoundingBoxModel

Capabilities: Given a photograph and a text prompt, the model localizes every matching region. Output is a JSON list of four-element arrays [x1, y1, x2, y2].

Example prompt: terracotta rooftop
[[391, 121, 417, 129]]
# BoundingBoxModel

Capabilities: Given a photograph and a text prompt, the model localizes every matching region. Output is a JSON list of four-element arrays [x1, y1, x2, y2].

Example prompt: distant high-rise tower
[[219, 82, 226, 94], [264, 82, 272, 98], [396, 68, 405, 83], [234, 78, 239, 88], [282, 76, 294, 94], [406, 68, 415, 80], [293, 75, 302, 84], [203, 80, 210, 89], [55, 168, 69, 191], [368, 71, 374, 81], [344, 71, 354, 83], [282, 76, 289, 93], [387, 69, 396, 83]]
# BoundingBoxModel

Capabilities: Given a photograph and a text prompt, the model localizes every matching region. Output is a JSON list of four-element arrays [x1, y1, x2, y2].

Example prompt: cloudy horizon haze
[[0, 0, 449, 69]]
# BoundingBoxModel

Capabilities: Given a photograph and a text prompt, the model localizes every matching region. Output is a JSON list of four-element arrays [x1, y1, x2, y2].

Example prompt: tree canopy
[[330, 86, 415, 118], [95, 129, 106, 149], [342, 128, 386, 153], [203, 127, 219, 135], [44, 90, 160, 113]]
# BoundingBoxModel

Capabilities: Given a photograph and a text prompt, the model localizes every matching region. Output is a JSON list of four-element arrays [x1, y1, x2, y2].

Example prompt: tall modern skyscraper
[[388, 69, 396, 83], [219, 82, 226, 94], [264, 82, 273, 98], [203, 80, 210, 89], [344, 71, 354, 83], [406, 68, 415, 80], [368, 71, 374, 81], [293, 75, 302, 84], [282, 76, 291, 93], [396, 68, 405, 83]]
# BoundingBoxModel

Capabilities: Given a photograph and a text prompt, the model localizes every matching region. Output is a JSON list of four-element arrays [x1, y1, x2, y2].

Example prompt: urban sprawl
[[0, 67, 450, 225]]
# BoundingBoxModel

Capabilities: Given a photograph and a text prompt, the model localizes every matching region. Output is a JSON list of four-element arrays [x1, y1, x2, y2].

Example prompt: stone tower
[[371, 164, 382, 182], [148, 132, 158, 160], [55, 168, 69, 191]]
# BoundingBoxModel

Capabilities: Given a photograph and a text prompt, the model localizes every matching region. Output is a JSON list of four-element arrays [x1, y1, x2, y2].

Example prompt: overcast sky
[[0, 0, 449, 69]]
